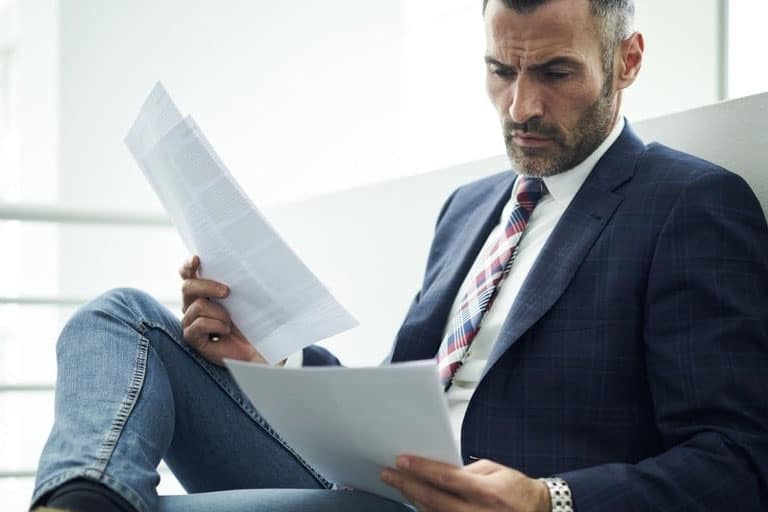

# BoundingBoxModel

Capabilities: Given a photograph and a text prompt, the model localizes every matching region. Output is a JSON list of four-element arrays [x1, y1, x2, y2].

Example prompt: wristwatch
[[539, 477, 574, 512]]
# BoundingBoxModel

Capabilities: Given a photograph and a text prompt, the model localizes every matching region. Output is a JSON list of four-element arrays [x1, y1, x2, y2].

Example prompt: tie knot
[[515, 176, 545, 211]]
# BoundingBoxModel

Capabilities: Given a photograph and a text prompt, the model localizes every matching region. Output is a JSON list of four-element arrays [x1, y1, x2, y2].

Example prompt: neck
[[608, 90, 623, 132]]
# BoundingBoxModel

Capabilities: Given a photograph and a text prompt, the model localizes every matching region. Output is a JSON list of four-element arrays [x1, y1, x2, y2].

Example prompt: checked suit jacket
[[305, 122, 768, 510]]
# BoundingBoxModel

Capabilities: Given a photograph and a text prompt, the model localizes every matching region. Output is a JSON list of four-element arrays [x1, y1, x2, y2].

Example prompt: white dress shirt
[[444, 117, 626, 442]]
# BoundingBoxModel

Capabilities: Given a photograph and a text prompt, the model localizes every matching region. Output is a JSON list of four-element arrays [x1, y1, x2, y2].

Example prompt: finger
[[184, 317, 231, 346], [397, 456, 497, 503], [381, 468, 471, 512], [178, 255, 200, 279], [181, 278, 229, 312], [182, 278, 229, 300], [189, 326, 259, 367], [396, 456, 468, 494], [181, 298, 232, 329]]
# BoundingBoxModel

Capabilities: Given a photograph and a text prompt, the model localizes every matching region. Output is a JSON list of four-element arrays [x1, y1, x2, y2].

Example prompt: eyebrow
[[484, 56, 581, 70], [484, 56, 509, 68]]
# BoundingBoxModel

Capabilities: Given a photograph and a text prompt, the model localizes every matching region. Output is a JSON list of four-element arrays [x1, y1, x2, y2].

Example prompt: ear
[[614, 32, 644, 90]]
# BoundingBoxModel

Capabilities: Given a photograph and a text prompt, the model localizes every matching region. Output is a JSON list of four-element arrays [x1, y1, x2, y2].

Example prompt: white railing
[[0, 295, 100, 306], [0, 202, 170, 226]]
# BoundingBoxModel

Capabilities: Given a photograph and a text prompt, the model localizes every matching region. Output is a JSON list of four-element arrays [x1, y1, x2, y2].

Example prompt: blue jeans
[[32, 288, 410, 512]]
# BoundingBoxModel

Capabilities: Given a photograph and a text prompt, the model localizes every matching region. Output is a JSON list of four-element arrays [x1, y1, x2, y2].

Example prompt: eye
[[544, 69, 571, 80], [490, 66, 517, 80]]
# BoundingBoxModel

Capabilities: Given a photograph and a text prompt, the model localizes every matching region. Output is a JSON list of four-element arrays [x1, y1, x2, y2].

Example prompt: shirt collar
[[510, 116, 626, 207]]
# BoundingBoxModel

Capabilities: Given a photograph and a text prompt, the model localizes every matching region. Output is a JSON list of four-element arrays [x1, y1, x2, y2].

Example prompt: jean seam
[[92, 333, 149, 477], [139, 317, 334, 490]]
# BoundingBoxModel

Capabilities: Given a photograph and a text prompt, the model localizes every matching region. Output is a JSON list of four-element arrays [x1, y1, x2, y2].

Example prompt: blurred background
[[1, 0, 767, 508]]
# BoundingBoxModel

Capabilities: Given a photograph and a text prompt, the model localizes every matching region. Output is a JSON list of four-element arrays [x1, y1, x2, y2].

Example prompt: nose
[[508, 74, 543, 125]]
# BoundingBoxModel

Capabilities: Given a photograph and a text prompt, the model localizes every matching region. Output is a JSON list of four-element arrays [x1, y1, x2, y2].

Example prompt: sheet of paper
[[124, 83, 358, 363], [225, 359, 462, 503]]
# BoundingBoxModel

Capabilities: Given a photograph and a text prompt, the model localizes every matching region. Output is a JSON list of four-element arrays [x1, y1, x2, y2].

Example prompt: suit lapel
[[392, 174, 515, 363], [482, 124, 646, 378]]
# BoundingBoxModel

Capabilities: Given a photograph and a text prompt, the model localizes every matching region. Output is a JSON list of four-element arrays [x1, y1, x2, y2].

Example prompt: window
[[0, 0, 19, 201], [0, 1, 78, 509], [728, 0, 768, 98]]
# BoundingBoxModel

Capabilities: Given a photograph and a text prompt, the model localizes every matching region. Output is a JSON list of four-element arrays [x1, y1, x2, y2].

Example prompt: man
[[32, 0, 768, 511]]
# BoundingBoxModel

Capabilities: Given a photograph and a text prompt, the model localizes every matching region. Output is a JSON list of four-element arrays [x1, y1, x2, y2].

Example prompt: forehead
[[484, 0, 601, 64]]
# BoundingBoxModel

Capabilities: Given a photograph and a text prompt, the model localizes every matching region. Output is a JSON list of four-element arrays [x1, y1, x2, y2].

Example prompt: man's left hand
[[380, 455, 550, 512]]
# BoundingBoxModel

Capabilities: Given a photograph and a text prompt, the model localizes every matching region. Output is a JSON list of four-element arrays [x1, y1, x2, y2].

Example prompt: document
[[225, 358, 462, 503], [124, 83, 358, 364]]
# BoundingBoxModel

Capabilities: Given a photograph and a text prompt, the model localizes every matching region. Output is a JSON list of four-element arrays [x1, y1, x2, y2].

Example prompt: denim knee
[[92, 287, 170, 322], [57, 288, 181, 356]]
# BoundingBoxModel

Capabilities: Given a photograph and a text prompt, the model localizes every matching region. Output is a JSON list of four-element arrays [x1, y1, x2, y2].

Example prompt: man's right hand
[[179, 255, 267, 366]]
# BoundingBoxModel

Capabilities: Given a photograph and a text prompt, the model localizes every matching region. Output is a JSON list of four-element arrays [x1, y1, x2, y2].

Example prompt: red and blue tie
[[436, 176, 546, 389]]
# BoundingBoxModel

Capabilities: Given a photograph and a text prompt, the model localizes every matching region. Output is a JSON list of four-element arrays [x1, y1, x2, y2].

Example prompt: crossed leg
[[31, 288, 408, 512]]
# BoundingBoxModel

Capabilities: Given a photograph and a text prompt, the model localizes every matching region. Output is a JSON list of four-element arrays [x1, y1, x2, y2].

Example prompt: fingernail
[[380, 469, 395, 484], [220, 286, 229, 297], [396, 456, 410, 469]]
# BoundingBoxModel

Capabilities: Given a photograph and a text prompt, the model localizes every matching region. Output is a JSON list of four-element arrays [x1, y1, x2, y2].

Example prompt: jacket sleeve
[[301, 345, 342, 366], [559, 171, 768, 510]]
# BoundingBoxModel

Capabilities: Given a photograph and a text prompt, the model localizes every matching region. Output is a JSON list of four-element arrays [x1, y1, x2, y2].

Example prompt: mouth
[[509, 133, 553, 148]]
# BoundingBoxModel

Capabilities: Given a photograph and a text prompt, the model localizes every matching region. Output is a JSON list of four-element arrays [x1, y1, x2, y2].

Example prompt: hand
[[179, 255, 270, 366], [380, 455, 550, 512]]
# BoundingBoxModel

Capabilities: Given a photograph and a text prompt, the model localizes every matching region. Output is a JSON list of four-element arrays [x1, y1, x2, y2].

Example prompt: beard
[[503, 81, 616, 178]]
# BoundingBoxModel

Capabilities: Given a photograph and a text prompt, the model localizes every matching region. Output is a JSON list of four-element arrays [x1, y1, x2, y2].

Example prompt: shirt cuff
[[282, 350, 304, 368]]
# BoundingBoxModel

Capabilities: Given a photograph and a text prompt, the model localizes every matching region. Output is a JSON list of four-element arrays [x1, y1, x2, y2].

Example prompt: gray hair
[[481, 0, 635, 74]]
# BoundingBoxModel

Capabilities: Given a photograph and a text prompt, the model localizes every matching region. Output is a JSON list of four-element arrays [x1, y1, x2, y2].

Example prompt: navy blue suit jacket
[[307, 123, 768, 510]]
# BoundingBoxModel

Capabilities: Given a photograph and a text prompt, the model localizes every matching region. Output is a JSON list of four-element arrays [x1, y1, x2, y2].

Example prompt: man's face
[[484, 0, 620, 177]]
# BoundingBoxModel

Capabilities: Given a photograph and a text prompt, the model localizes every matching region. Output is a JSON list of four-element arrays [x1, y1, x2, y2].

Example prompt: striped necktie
[[436, 176, 546, 389]]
